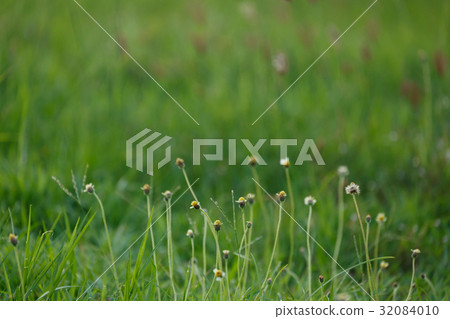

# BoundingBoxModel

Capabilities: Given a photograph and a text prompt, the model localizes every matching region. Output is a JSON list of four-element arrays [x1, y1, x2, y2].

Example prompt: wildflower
[[272, 52, 288, 75], [266, 278, 273, 285], [236, 197, 246, 208], [247, 221, 252, 229], [9, 234, 18, 247], [392, 282, 399, 288], [411, 249, 421, 258], [376, 213, 387, 224], [337, 166, 349, 177], [186, 229, 194, 239], [345, 182, 360, 195], [319, 275, 324, 283], [190, 200, 200, 210], [304, 195, 316, 206], [214, 220, 222, 232], [83, 183, 95, 194], [420, 273, 426, 279], [175, 157, 185, 169], [141, 184, 151, 195], [366, 214, 372, 224], [277, 190, 287, 202], [246, 193, 255, 205], [213, 268, 226, 281], [248, 156, 257, 166], [223, 250, 230, 259], [280, 157, 290, 168], [162, 190, 172, 201], [380, 261, 389, 269]]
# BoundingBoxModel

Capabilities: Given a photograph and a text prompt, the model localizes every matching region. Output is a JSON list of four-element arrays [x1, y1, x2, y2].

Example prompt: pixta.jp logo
[[126, 129, 172, 176], [126, 129, 325, 176]]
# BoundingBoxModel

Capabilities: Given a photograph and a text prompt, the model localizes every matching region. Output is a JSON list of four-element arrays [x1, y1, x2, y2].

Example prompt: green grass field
[[0, 0, 449, 301]]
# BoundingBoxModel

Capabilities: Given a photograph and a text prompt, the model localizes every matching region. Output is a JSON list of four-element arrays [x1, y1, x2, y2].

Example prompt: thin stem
[[243, 204, 254, 290], [285, 168, 295, 268], [184, 238, 195, 301], [332, 176, 345, 285], [13, 248, 25, 300], [225, 259, 231, 300], [406, 258, 416, 301], [236, 226, 249, 297], [200, 208, 222, 270], [260, 203, 282, 298], [374, 223, 382, 276], [307, 205, 313, 300], [93, 193, 123, 300], [165, 199, 177, 300], [147, 196, 161, 300], [319, 282, 325, 301], [352, 195, 374, 299]]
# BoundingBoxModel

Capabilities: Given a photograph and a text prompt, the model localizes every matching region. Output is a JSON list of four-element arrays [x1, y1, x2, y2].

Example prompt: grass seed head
[[319, 275, 324, 283], [83, 183, 95, 194], [366, 214, 372, 224], [186, 229, 194, 238], [223, 250, 230, 259], [246, 193, 255, 205], [141, 184, 151, 195], [9, 233, 18, 246], [411, 248, 421, 258], [214, 220, 222, 232], [190, 200, 200, 209], [175, 157, 185, 169], [420, 272, 426, 279], [392, 281, 399, 288], [376, 212, 387, 224], [380, 261, 389, 269], [280, 157, 290, 168], [277, 190, 287, 202], [247, 221, 252, 229], [248, 156, 257, 166], [236, 197, 246, 208], [162, 190, 172, 201], [304, 195, 316, 206], [213, 268, 225, 281], [345, 182, 360, 195], [337, 165, 349, 177], [267, 278, 273, 285]]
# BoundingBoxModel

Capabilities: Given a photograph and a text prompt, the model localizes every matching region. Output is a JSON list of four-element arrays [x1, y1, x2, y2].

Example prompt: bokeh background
[[0, 0, 449, 300]]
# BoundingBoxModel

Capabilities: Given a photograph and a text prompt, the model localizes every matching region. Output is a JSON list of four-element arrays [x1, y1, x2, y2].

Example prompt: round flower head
[[319, 275, 324, 283], [214, 220, 222, 232], [141, 184, 151, 195], [162, 190, 172, 201], [236, 197, 246, 208], [246, 193, 255, 205], [190, 200, 200, 210], [345, 182, 360, 195], [9, 233, 18, 247], [83, 183, 95, 194], [392, 282, 398, 288], [223, 250, 230, 259], [376, 213, 387, 224], [304, 195, 316, 206], [186, 229, 194, 238], [366, 214, 372, 224], [420, 273, 426, 279], [380, 261, 389, 269], [280, 157, 290, 168], [175, 157, 185, 169], [411, 248, 421, 258], [277, 190, 287, 202], [337, 165, 349, 177], [266, 278, 273, 285], [246, 221, 252, 229], [248, 156, 257, 166], [213, 268, 226, 281]]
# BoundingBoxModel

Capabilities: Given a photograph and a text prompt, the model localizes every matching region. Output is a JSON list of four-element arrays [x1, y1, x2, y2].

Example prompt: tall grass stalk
[[181, 167, 206, 299], [224, 255, 231, 300], [260, 201, 283, 298], [146, 195, 161, 300], [243, 203, 254, 290], [236, 225, 248, 297], [184, 237, 195, 300], [199, 208, 222, 270], [165, 198, 177, 300], [93, 193, 123, 300], [406, 250, 420, 301], [332, 174, 345, 284], [351, 194, 374, 299], [306, 205, 313, 300], [285, 168, 295, 267]]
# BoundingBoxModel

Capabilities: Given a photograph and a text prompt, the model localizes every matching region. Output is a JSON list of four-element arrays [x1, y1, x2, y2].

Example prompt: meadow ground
[[0, 0, 449, 301]]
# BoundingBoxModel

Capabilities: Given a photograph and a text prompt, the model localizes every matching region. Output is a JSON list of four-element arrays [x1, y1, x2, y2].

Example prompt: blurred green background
[[0, 0, 449, 300]]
